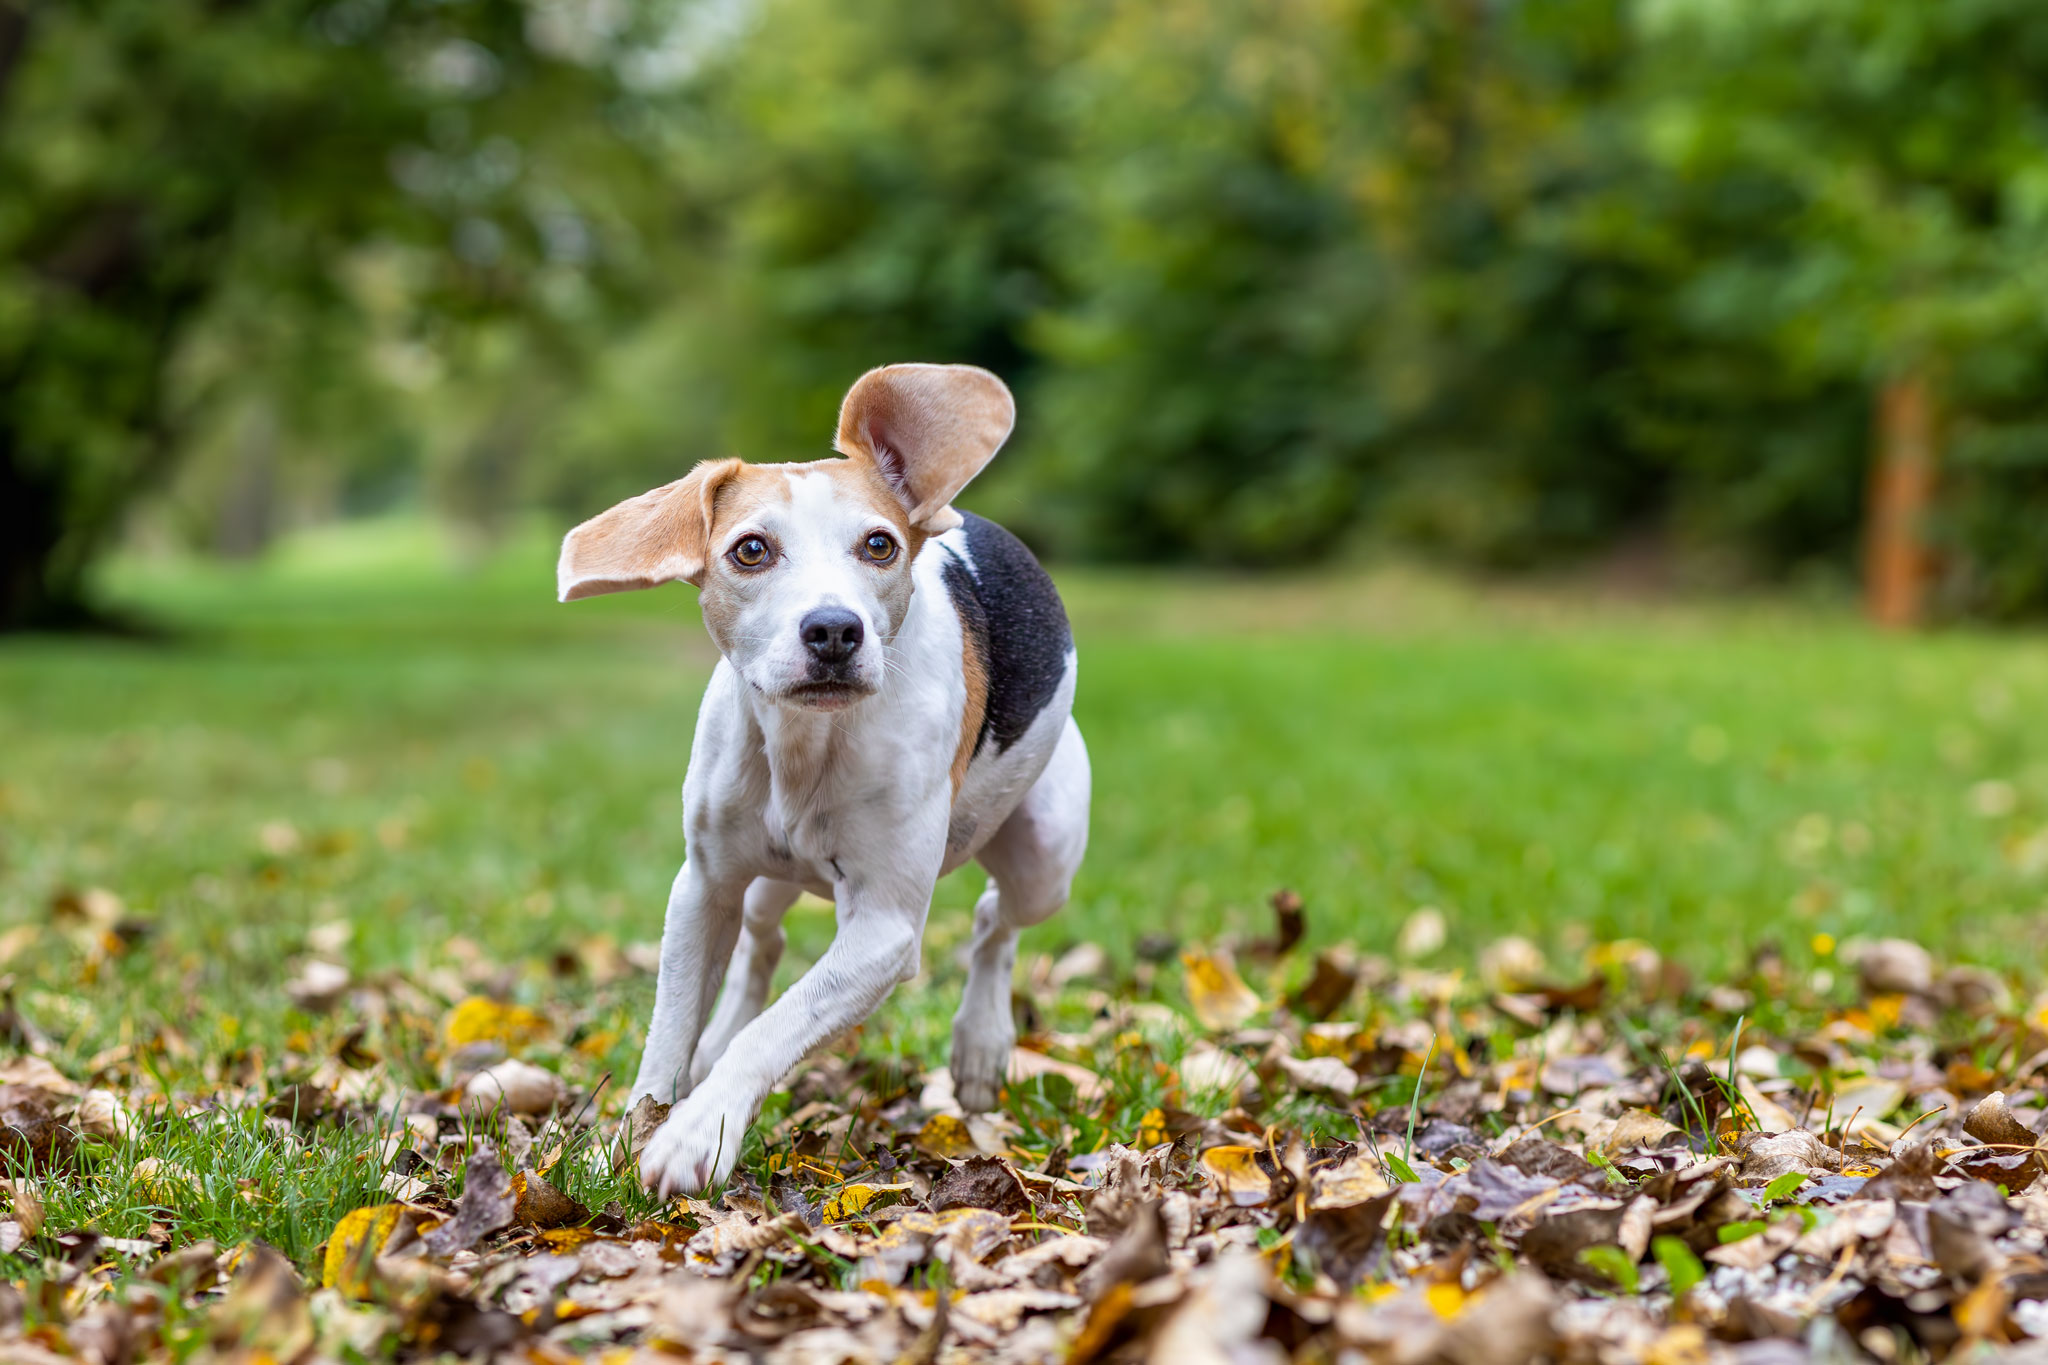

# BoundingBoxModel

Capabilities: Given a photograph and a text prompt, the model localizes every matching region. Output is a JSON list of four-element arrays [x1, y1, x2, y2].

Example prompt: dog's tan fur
[[835, 366, 1014, 534], [951, 607, 990, 794], [557, 458, 740, 601]]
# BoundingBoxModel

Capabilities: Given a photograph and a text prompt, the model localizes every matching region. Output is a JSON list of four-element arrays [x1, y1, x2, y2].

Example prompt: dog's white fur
[[557, 364, 1088, 1196]]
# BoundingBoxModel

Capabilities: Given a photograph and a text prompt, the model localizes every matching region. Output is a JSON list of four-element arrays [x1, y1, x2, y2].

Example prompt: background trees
[[11, 0, 2048, 627], [0, 0, 657, 628]]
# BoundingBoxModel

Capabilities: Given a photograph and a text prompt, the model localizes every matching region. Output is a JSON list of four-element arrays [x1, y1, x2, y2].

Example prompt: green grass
[[11, 518, 2048, 994], [4, 517, 2048, 1265]]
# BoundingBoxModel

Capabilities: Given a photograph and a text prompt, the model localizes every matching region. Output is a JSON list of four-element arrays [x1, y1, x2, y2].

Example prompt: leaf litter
[[3, 890, 2048, 1360]]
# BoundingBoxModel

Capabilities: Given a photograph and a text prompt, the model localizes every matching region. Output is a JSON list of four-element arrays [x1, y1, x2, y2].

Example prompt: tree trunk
[[0, 424, 89, 630], [1864, 370, 1938, 629]]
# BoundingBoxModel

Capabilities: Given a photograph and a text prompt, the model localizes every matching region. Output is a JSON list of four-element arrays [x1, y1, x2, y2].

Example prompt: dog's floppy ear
[[557, 458, 742, 602], [834, 364, 1015, 535]]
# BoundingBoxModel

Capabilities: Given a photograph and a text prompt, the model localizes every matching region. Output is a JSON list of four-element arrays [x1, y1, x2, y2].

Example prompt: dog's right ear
[[557, 459, 742, 602], [835, 364, 1015, 534]]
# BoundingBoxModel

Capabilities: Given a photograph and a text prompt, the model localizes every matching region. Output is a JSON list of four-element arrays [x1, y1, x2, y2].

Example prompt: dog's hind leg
[[689, 877, 801, 1086], [952, 718, 1091, 1113]]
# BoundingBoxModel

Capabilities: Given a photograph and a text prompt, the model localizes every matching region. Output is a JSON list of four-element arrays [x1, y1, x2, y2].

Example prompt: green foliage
[[18, 0, 2048, 615], [1762, 1171, 1808, 1204], [0, 0, 659, 626], [1578, 1244, 1639, 1294], [1652, 1235, 1704, 1297]]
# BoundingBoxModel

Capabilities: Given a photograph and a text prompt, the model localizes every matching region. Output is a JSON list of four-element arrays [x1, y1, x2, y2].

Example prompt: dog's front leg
[[638, 875, 929, 1197], [629, 859, 746, 1108]]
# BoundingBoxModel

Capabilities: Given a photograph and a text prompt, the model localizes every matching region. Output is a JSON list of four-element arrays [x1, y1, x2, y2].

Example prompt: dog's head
[[556, 364, 1013, 711]]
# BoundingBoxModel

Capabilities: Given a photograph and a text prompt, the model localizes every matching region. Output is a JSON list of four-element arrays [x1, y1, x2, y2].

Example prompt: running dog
[[557, 363, 1089, 1195]]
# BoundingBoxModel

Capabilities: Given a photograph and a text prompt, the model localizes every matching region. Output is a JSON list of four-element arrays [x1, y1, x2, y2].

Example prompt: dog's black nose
[[800, 607, 864, 663]]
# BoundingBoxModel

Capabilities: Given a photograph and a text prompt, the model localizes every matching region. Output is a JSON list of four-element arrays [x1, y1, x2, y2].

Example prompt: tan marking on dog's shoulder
[[951, 593, 989, 796]]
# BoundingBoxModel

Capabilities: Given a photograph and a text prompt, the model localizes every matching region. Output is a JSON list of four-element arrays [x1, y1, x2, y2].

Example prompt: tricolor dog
[[557, 364, 1089, 1196]]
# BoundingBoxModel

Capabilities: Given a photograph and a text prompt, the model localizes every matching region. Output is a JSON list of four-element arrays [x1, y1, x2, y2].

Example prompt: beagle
[[557, 364, 1089, 1195]]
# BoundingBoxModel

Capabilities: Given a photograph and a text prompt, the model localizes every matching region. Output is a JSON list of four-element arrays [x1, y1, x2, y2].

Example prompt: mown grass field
[[3, 519, 2048, 1271]]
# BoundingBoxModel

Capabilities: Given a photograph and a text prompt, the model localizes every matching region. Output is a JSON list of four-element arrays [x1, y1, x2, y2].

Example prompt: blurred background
[[9, 0, 2048, 994], [11, 0, 2048, 627]]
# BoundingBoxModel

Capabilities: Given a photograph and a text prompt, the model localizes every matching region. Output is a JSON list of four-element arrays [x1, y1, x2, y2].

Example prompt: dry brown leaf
[[1963, 1091, 2039, 1148]]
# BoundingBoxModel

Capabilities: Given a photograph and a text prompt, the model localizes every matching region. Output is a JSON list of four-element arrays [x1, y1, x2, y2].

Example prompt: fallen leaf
[[1288, 950, 1360, 1021], [323, 1204, 406, 1297], [1177, 1045, 1253, 1099], [1598, 1109, 1680, 1158], [1963, 1091, 2038, 1148], [929, 1156, 1030, 1217], [511, 1171, 588, 1229], [285, 959, 351, 1014], [917, 1114, 980, 1159], [1181, 951, 1262, 1031], [0, 1056, 76, 1100], [441, 996, 550, 1052], [1276, 1053, 1360, 1100], [822, 1181, 914, 1223], [0, 1179, 42, 1237], [1397, 908, 1446, 959], [422, 1145, 516, 1256], [1197, 1146, 1273, 1207], [0, 1084, 75, 1172], [461, 1059, 566, 1116]]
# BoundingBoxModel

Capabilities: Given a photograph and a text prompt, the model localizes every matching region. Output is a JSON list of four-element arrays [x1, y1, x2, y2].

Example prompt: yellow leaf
[[323, 1204, 403, 1298], [1303, 1023, 1366, 1059], [1424, 1281, 1468, 1320], [576, 1029, 620, 1058], [1955, 1275, 2008, 1340], [824, 1184, 878, 1222], [540, 1226, 599, 1249], [1197, 1145, 1272, 1206], [441, 997, 550, 1053], [1181, 950, 1262, 1031], [1135, 1108, 1168, 1148], [824, 1181, 914, 1222], [916, 1114, 978, 1159]]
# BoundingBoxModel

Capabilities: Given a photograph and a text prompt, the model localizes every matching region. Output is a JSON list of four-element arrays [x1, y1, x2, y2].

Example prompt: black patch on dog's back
[[940, 512, 1071, 756]]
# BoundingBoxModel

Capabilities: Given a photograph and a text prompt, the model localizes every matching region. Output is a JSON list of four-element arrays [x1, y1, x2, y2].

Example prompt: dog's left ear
[[557, 458, 742, 602], [835, 364, 1015, 535]]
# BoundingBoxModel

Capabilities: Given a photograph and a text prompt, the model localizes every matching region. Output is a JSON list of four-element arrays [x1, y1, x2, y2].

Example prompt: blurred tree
[[1624, 0, 2048, 615], [0, 0, 662, 629], [663, 0, 1052, 469], [23, 0, 2048, 614], [1010, 0, 1392, 564]]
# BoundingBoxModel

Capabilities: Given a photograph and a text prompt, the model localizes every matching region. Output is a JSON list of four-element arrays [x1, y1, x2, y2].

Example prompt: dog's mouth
[[781, 679, 874, 711]]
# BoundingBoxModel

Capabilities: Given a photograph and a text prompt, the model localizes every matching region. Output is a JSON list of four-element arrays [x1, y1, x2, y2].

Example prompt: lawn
[[10, 519, 2048, 984], [2, 517, 2048, 1282]]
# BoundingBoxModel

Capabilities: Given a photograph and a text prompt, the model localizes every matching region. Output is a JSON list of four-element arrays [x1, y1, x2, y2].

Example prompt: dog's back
[[933, 512, 1077, 864]]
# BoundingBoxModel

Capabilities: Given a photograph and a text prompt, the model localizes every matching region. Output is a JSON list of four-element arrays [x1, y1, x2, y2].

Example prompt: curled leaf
[[1181, 950, 1262, 1031]]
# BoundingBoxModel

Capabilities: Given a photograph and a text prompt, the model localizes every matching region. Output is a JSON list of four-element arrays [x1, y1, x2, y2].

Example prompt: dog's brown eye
[[863, 532, 898, 564], [731, 536, 769, 567]]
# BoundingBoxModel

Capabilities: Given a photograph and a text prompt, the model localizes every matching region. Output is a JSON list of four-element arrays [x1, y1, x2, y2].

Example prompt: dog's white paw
[[950, 1023, 1013, 1114], [638, 1089, 750, 1197]]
